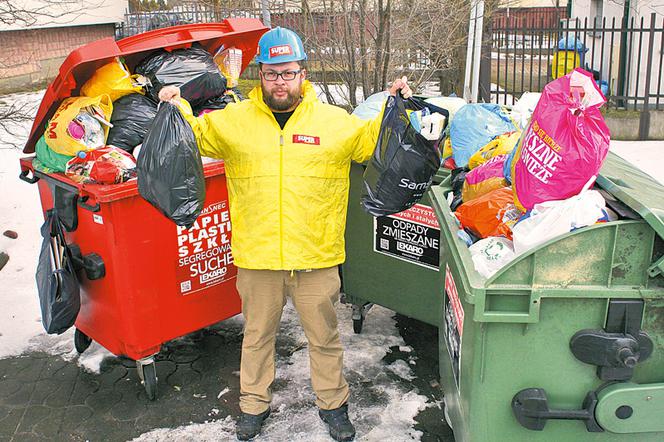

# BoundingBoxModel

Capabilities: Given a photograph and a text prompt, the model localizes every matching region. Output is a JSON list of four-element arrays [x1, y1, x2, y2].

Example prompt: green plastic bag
[[35, 135, 72, 173]]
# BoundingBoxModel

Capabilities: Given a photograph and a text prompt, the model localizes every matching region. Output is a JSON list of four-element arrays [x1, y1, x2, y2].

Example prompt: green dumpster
[[429, 151, 664, 441], [342, 162, 450, 332]]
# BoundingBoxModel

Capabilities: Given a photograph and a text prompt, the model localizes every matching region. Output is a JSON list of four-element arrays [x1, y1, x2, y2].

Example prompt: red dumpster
[[18, 18, 268, 399]]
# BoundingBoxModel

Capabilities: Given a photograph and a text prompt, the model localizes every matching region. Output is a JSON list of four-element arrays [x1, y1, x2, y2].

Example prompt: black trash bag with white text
[[137, 102, 205, 228], [361, 95, 448, 216], [35, 209, 80, 335]]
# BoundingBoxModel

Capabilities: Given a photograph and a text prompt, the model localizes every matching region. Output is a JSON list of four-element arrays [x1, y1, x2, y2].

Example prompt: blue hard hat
[[255, 27, 307, 64]]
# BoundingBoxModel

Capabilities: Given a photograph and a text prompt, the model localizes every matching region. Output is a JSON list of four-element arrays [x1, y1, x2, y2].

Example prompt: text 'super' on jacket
[[178, 81, 383, 270]]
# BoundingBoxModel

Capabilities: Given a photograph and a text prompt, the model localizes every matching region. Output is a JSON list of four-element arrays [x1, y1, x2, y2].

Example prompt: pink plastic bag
[[512, 69, 610, 210], [462, 154, 508, 202]]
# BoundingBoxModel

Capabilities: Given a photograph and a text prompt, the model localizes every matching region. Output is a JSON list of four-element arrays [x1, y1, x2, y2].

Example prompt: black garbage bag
[[361, 95, 449, 216], [136, 46, 227, 109], [107, 93, 158, 152], [449, 167, 469, 211], [193, 89, 242, 116], [36, 209, 80, 335], [106, 94, 157, 153], [138, 102, 205, 228]]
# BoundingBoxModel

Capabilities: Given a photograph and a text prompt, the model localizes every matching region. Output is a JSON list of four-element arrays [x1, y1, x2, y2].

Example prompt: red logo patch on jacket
[[269, 45, 293, 58], [292, 134, 320, 145]]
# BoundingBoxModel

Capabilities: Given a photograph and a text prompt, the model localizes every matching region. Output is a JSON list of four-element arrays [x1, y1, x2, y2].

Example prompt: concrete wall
[[0, 24, 116, 94], [605, 110, 664, 140]]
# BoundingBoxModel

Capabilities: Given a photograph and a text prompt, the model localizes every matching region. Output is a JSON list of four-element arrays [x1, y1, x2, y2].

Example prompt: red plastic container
[[19, 19, 268, 399]]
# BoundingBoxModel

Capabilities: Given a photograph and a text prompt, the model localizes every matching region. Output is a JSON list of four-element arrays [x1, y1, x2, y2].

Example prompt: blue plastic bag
[[352, 91, 389, 120], [450, 103, 516, 168], [503, 132, 523, 184], [558, 36, 588, 53]]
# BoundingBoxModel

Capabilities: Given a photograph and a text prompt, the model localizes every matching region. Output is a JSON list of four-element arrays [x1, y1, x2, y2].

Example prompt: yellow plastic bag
[[462, 176, 508, 202], [551, 51, 580, 80], [45, 95, 113, 156], [81, 58, 146, 101], [468, 131, 520, 170], [442, 137, 453, 159]]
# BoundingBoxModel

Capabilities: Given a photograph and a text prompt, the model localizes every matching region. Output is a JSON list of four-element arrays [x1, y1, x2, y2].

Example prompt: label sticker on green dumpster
[[444, 264, 463, 388], [175, 200, 237, 295], [373, 204, 440, 271]]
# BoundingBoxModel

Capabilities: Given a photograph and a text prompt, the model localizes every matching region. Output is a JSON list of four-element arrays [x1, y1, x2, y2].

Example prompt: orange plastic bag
[[455, 187, 522, 239]]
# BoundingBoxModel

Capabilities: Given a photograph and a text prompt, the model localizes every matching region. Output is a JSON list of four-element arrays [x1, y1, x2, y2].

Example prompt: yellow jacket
[[179, 81, 382, 270]]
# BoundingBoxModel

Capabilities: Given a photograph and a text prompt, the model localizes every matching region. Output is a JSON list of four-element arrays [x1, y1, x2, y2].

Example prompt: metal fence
[[489, 12, 664, 110], [114, 6, 434, 86], [116, 6, 211, 39]]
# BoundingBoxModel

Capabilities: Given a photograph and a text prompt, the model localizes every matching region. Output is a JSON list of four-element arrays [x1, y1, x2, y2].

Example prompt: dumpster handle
[[19, 169, 40, 184], [78, 195, 100, 212]]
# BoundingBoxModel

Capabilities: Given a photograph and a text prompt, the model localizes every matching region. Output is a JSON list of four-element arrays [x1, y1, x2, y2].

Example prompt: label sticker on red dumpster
[[373, 204, 440, 271], [444, 264, 463, 388], [176, 201, 236, 295]]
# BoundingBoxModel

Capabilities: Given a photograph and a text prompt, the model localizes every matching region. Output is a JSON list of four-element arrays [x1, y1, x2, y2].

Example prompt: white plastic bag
[[469, 237, 516, 279], [511, 92, 541, 129], [512, 190, 606, 255]]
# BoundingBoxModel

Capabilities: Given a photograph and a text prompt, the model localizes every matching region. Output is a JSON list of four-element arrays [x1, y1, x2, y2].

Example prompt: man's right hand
[[158, 85, 181, 104]]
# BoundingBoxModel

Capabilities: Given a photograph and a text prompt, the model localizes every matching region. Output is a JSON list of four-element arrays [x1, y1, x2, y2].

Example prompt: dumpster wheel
[[137, 358, 158, 401], [74, 329, 92, 354]]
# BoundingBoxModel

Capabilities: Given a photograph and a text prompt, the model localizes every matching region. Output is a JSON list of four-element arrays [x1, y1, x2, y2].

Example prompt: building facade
[[0, 1, 128, 94]]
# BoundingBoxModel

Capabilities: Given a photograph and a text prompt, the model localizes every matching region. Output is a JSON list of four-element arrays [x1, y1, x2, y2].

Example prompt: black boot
[[236, 408, 271, 441], [319, 403, 356, 441]]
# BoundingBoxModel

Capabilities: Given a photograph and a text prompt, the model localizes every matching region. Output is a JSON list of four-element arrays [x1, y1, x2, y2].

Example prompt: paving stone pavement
[[0, 314, 452, 442]]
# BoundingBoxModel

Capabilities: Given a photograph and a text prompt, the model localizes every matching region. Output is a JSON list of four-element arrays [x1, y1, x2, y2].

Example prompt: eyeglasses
[[261, 69, 302, 81]]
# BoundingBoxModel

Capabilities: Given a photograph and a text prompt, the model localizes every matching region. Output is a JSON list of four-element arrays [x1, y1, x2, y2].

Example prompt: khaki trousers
[[236, 267, 350, 415]]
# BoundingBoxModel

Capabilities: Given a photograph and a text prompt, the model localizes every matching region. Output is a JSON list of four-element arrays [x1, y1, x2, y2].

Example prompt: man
[[159, 27, 411, 441]]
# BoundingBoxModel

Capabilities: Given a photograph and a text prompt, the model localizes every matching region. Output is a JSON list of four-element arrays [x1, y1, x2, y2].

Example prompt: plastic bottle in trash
[[457, 229, 474, 247]]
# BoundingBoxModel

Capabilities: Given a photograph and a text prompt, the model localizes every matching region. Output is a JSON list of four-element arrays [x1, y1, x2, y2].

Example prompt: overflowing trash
[[362, 95, 449, 216], [65, 146, 137, 185], [34, 43, 242, 226], [443, 68, 612, 278], [136, 45, 228, 108]]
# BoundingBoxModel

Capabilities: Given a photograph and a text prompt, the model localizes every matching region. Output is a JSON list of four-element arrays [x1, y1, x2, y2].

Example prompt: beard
[[262, 83, 302, 111]]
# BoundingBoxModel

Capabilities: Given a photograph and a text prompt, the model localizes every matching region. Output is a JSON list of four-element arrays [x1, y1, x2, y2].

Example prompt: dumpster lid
[[23, 18, 268, 154], [597, 151, 664, 242]]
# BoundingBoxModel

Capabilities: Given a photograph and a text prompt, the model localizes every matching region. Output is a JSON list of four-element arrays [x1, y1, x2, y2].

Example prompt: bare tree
[[300, 0, 476, 106], [0, 0, 102, 27], [0, 1, 105, 146]]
